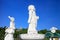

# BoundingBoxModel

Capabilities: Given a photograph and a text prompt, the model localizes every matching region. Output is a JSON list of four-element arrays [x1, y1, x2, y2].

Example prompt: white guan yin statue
[[20, 5, 45, 39], [4, 16, 15, 40], [28, 5, 39, 34]]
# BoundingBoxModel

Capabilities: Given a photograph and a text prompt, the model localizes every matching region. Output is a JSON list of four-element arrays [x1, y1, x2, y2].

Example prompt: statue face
[[28, 5, 35, 11]]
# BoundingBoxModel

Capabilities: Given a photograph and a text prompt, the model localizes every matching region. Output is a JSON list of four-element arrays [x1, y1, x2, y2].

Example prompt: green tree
[[0, 26, 7, 40], [38, 29, 47, 34], [56, 30, 60, 33]]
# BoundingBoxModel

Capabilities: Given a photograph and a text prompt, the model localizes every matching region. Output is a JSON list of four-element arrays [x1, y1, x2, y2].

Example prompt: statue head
[[28, 5, 35, 11], [8, 16, 15, 22], [50, 27, 57, 33]]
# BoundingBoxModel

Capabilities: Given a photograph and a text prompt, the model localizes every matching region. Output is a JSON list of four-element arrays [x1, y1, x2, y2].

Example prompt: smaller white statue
[[4, 16, 15, 40], [50, 27, 57, 33]]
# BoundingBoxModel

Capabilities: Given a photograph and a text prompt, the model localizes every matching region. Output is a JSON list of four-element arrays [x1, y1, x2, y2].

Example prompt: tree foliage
[[38, 29, 48, 34], [0, 26, 6, 40]]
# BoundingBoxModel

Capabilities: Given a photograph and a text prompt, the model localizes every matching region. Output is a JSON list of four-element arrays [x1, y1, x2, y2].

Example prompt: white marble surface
[[20, 34, 45, 39]]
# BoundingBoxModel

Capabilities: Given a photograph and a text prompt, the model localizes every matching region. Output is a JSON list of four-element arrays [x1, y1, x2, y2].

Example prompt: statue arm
[[28, 13, 32, 23], [37, 16, 39, 19], [8, 16, 15, 22]]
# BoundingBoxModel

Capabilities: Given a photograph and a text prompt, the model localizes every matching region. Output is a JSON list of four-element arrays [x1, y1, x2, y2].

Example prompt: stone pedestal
[[20, 34, 45, 39]]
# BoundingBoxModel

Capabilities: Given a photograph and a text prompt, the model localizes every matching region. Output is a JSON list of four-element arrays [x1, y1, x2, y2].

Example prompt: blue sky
[[0, 0, 60, 30]]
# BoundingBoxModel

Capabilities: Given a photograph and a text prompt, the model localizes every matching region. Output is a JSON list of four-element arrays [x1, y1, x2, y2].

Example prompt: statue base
[[20, 34, 45, 39]]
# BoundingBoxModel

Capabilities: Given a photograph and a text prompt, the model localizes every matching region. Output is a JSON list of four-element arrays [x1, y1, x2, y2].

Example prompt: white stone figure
[[4, 16, 15, 40], [20, 5, 45, 39], [28, 5, 39, 34], [50, 27, 57, 33]]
